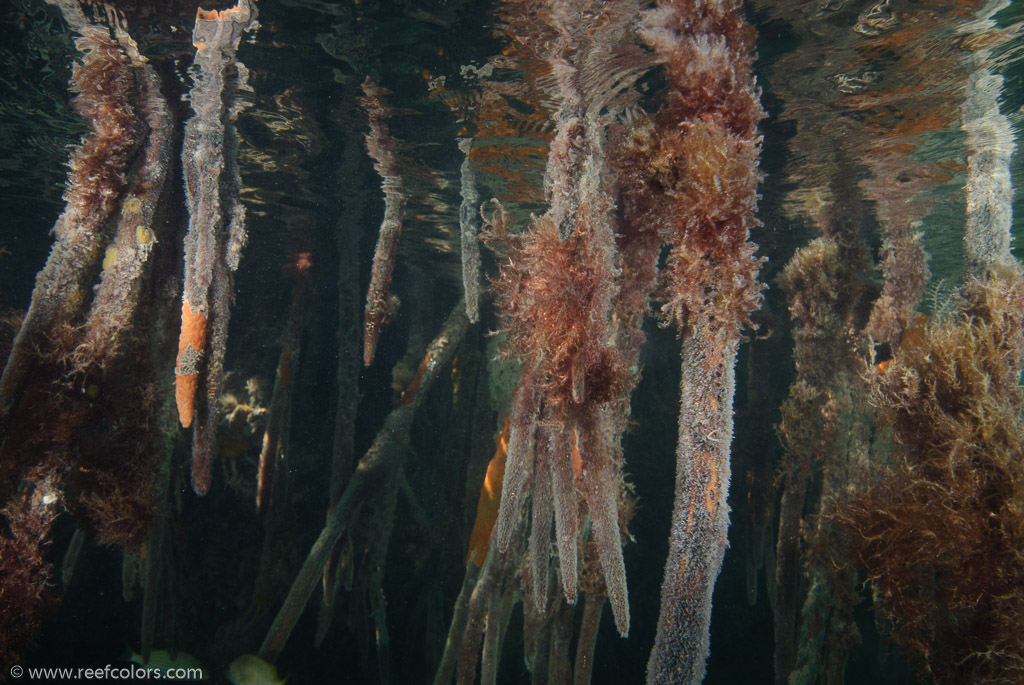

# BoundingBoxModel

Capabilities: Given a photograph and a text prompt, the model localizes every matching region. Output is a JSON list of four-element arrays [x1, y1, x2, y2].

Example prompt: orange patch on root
[[571, 428, 583, 481], [196, 3, 247, 22], [704, 459, 719, 515], [466, 418, 510, 565], [175, 300, 207, 428], [175, 373, 198, 429]]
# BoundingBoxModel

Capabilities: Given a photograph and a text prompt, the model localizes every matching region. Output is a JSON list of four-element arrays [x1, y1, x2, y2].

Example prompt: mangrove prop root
[[0, 0, 144, 433], [176, 0, 256, 433], [640, 0, 766, 679]]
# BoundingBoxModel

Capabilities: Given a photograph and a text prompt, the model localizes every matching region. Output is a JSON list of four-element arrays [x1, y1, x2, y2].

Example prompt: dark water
[[1, 0, 1022, 683]]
